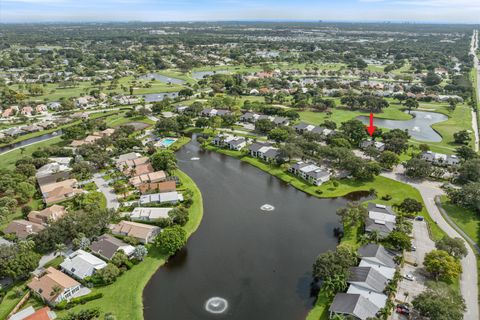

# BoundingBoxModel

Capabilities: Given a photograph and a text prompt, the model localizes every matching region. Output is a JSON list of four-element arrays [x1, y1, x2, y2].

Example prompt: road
[[470, 30, 479, 152], [382, 168, 479, 320], [92, 173, 119, 210]]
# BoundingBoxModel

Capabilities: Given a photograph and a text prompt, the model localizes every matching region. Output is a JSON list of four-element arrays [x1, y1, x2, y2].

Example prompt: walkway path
[[92, 173, 119, 210], [381, 168, 479, 319]]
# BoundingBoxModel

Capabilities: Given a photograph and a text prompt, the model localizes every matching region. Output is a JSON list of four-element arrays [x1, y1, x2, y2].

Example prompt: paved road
[[93, 173, 119, 210], [382, 168, 479, 320]]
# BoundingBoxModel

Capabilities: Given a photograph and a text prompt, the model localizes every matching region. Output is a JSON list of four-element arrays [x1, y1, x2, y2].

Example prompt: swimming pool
[[159, 138, 177, 147]]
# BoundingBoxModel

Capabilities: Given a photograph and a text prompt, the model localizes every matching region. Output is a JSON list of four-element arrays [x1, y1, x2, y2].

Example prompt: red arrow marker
[[366, 113, 376, 136]]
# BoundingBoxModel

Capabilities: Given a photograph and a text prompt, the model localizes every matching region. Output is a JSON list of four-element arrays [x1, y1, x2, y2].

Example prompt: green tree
[[398, 198, 423, 215], [336, 202, 367, 228], [404, 98, 419, 114], [313, 246, 358, 281], [155, 225, 187, 256], [150, 150, 177, 173], [95, 263, 120, 284], [404, 158, 432, 179], [453, 130, 470, 145], [435, 236, 467, 259], [168, 207, 189, 226], [268, 127, 290, 142], [340, 119, 368, 145], [378, 151, 400, 169], [412, 282, 465, 320], [386, 231, 411, 250], [424, 250, 462, 281]]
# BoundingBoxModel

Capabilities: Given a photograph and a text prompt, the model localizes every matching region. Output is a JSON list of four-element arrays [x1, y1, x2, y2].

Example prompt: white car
[[404, 274, 415, 281]]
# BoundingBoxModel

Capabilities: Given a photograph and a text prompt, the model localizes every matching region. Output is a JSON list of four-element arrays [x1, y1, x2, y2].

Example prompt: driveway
[[382, 168, 479, 320], [93, 173, 119, 210]]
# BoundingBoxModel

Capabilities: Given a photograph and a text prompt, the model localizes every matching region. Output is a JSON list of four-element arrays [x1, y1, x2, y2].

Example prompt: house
[[201, 108, 231, 117], [138, 180, 177, 194], [126, 163, 154, 177], [365, 203, 396, 237], [36, 161, 72, 186], [3, 127, 25, 136], [90, 234, 135, 260], [294, 122, 333, 137], [60, 249, 107, 280], [139, 191, 184, 205], [109, 220, 161, 243], [9, 306, 57, 320], [211, 134, 247, 150], [129, 171, 167, 187], [115, 152, 142, 165], [329, 293, 379, 320], [4, 220, 45, 239], [347, 267, 389, 308], [47, 102, 61, 110], [35, 104, 48, 114], [28, 205, 67, 225], [360, 139, 385, 152], [117, 155, 151, 172], [288, 161, 331, 186], [21, 106, 33, 116], [2, 107, 14, 118], [420, 151, 460, 166], [27, 267, 81, 306], [126, 207, 173, 221], [358, 244, 397, 279], [247, 142, 281, 162], [272, 116, 290, 126], [174, 105, 189, 113], [39, 179, 83, 205]]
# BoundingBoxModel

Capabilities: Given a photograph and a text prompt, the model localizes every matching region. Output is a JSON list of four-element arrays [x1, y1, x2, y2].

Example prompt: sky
[[0, 0, 479, 24]]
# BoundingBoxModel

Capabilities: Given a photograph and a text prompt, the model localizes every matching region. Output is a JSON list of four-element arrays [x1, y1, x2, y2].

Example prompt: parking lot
[[391, 220, 435, 319]]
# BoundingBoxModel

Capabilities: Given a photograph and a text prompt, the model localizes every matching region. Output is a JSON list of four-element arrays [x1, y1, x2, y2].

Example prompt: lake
[[138, 73, 186, 85], [143, 138, 369, 319], [138, 92, 179, 102], [357, 110, 448, 142], [0, 130, 62, 155]]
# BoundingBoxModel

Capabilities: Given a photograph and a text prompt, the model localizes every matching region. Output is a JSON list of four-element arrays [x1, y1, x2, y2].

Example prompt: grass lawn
[[0, 136, 63, 170], [55, 169, 203, 320], [440, 196, 480, 246], [9, 76, 184, 102], [0, 284, 28, 320]]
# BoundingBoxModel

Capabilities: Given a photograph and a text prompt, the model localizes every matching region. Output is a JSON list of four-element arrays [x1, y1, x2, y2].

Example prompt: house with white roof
[[289, 161, 331, 186], [126, 207, 173, 221], [360, 139, 385, 152], [212, 133, 247, 150], [365, 203, 397, 237], [247, 142, 281, 162], [420, 151, 460, 166], [139, 191, 184, 205], [60, 249, 107, 280]]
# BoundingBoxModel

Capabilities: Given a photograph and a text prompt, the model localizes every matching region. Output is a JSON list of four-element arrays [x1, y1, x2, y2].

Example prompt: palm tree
[[54, 243, 67, 257], [367, 230, 381, 243]]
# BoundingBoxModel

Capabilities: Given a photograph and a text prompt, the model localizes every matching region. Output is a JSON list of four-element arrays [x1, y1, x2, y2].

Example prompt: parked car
[[411, 245, 417, 251], [404, 273, 415, 281], [415, 216, 424, 221]]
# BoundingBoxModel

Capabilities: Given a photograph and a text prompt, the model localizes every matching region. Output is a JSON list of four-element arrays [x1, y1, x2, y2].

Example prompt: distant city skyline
[[1, 0, 479, 24]]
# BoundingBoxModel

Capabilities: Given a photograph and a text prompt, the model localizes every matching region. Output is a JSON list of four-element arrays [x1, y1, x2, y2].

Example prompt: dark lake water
[[138, 92, 179, 102], [143, 139, 369, 320], [357, 110, 448, 142], [0, 130, 62, 155]]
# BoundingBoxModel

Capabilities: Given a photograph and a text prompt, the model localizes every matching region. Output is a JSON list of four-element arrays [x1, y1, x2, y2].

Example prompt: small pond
[[357, 110, 448, 142], [137, 92, 179, 102], [138, 73, 185, 85]]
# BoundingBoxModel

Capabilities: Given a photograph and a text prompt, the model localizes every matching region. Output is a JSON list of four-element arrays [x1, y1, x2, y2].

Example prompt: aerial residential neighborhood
[[0, 2, 479, 320]]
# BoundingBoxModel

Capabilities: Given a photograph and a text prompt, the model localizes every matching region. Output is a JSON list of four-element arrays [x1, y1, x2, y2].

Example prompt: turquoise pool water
[[160, 138, 176, 147]]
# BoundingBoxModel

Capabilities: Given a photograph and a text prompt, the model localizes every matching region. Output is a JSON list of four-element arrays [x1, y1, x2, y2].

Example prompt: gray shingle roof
[[358, 244, 397, 268], [365, 218, 396, 237], [367, 203, 395, 216], [329, 293, 379, 320], [348, 267, 389, 292]]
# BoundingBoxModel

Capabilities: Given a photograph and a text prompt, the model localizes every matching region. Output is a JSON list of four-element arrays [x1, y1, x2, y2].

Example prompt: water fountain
[[190, 157, 200, 161], [260, 204, 275, 211], [424, 114, 432, 119], [412, 126, 420, 132], [205, 297, 229, 314]]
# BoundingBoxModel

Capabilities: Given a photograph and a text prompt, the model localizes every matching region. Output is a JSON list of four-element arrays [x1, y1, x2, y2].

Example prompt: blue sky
[[1, 0, 479, 23]]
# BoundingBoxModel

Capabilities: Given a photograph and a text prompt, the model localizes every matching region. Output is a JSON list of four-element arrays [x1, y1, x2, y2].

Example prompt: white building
[[60, 249, 107, 280]]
